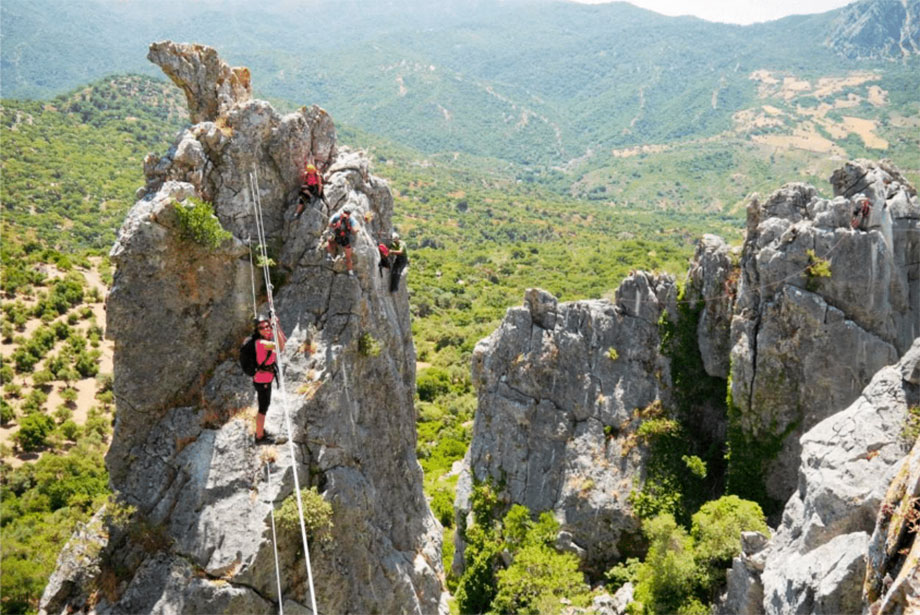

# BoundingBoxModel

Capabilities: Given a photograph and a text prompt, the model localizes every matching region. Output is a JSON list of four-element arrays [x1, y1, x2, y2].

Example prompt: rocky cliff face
[[40, 41, 446, 615], [730, 159, 919, 507], [454, 276, 677, 573], [719, 339, 920, 615]]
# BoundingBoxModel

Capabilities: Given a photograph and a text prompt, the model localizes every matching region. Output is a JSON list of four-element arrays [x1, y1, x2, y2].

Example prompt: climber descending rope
[[248, 169, 319, 615]]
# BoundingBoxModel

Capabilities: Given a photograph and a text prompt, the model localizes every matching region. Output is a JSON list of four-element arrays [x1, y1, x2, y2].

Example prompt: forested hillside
[[3, 0, 918, 177]]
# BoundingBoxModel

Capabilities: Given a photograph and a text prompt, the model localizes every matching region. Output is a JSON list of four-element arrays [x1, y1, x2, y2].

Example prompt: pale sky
[[571, 0, 856, 25]]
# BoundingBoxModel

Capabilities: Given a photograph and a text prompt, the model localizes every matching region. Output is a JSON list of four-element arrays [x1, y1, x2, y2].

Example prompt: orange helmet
[[306, 163, 316, 172]]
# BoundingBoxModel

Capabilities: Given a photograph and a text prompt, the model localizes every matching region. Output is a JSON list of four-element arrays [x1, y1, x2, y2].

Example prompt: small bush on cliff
[[276, 487, 334, 542], [902, 405, 920, 444], [456, 491, 592, 615], [633, 513, 698, 615], [357, 332, 381, 357], [804, 249, 832, 291], [173, 197, 231, 249]]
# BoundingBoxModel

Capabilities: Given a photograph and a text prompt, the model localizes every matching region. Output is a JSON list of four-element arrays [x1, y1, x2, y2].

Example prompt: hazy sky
[[572, 0, 855, 25]]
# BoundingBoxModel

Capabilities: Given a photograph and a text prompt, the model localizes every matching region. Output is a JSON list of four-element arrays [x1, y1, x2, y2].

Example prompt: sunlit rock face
[[729, 159, 919, 506], [454, 276, 677, 574]]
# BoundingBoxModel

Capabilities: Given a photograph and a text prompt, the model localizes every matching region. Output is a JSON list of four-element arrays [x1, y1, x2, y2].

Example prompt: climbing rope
[[248, 235, 258, 319], [248, 169, 320, 615], [265, 464, 284, 615]]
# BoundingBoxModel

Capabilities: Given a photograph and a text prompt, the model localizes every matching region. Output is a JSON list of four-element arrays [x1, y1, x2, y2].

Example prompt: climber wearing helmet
[[388, 231, 408, 292], [253, 315, 287, 444], [326, 208, 357, 276], [294, 162, 325, 219]]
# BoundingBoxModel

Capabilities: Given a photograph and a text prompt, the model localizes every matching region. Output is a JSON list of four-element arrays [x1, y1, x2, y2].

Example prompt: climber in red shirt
[[294, 163, 325, 219], [253, 315, 287, 444]]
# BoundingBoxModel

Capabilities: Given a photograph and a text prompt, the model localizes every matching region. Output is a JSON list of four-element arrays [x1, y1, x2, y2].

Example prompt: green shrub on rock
[[173, 197, 231, 249], [691, 495, 768, 592], [276, 487, 334, 542]]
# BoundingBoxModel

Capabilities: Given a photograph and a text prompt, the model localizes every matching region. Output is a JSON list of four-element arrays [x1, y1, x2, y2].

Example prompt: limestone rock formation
[[864, 342, 920, 615], [685, 234, 736, 380], [717, 338, 920, 615], [147, 41, 252, 124], [729, 159, 920, 506], [40, 41, 445, 615], [454, 276, 677, 573]]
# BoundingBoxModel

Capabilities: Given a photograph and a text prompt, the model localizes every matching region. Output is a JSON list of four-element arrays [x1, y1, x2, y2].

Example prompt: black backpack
[[239, 335, 273, 377]]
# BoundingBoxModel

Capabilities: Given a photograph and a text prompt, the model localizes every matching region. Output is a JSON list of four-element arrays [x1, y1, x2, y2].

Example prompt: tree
[[691, 496, 768, 595], [16, 413, 55, 451], [633, 513, 699, 615]]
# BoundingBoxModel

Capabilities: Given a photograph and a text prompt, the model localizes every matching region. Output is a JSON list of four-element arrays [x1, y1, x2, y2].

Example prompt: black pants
[[254, 381, 272, 415], [300, 185, 322, 206], [390, 255, 407, 292]]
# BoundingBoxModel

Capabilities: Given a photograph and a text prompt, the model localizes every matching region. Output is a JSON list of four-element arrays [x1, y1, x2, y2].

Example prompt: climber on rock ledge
[[326, 207, 357, 277], [252, 314, 287, 444]]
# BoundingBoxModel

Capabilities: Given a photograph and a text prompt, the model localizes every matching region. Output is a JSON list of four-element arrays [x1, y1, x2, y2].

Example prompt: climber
[[253, 315, 287, 444], [294, 163, 325, 219], [388, 231, 408, 292], [377, 241, 391, 277], [851, 196, 871, 230], [326, 207, 356, 276]]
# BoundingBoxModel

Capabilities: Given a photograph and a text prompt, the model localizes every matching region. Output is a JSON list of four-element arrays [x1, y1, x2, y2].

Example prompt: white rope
[[248, 170, 320, 615], [265, 465, 285, 615], [248, 236, 258, 319]]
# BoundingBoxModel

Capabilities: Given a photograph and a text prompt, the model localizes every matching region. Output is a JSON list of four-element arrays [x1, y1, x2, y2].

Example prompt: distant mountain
[[826, 0, 920, 59], [2, 0, 917, 185]]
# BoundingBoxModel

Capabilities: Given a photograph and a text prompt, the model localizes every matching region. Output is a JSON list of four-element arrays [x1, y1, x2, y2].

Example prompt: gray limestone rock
[[719, 338, 920, 615], [455, 273, 676, 573], [729, 160, 919, 506], [864, 388, 920, 614], [686, 234, 736, 380], [147, 41, 252, 124], [40, 42, 445, 615]]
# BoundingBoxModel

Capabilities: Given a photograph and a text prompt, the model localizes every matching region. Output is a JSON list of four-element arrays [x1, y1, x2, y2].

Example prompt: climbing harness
[[265, 465, 284, 615], [248, 168, 319, 615]]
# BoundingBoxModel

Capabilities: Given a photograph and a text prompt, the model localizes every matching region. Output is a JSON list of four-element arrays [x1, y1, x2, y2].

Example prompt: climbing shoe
[[347, 270, 355, 277]]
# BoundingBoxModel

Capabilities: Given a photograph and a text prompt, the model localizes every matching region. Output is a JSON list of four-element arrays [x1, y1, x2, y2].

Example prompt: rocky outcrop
[[717, 338, 920, 615], [147, 41, 252, 124], [729, 159, 920, 506], [40, 41, 446, 615], [685, 234, 736, 380], [864, 342, 920, 614], [825, 0, 920, 60], [454, 276, 677, 573]]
